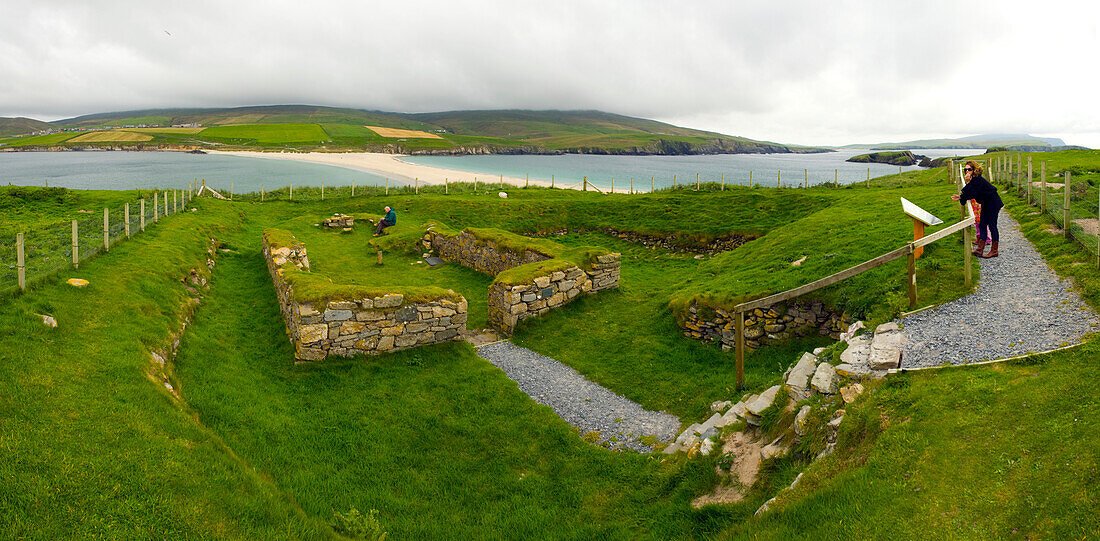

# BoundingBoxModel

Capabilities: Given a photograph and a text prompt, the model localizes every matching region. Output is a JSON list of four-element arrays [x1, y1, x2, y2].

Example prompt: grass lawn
[[198, 123, 331, 144], [7, 158, 1100, 537]]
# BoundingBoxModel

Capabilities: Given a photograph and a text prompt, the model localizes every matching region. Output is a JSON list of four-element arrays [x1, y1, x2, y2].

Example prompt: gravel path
[[475, 341, 681, 452], [901, 211, 1099, 368]]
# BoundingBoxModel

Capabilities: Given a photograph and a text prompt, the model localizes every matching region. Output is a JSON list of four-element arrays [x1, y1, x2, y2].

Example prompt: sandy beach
[[210, 150, 552, 188]]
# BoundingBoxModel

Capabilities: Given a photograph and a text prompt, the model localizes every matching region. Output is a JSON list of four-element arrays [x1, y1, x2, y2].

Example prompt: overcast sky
[[2, 0, 1098, 147]]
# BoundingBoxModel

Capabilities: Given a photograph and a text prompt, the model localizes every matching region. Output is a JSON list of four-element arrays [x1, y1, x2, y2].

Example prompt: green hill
[[0, 117, 53, 137], [842, 134, 1086, 151], [0, 105, 825, 155]]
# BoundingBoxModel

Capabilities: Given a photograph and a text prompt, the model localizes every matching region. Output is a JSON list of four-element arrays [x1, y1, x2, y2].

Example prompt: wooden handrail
[[731, 199, 976, 389]]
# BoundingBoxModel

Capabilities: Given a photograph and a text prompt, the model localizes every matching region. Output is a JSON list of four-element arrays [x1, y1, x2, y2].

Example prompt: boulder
[[785, 353, 818, 401], [700, 412, 724, 431], [875, 321, 899, 334], [834, 363, 870, 378], [722, 401, 748, 424], [840, 335, 871, 365], [868, 347, 901, 370], [710, 400, 733, 412], [840, 383, 864, 404], [810, 363, 838, 394], [748, 384, 783, 417]]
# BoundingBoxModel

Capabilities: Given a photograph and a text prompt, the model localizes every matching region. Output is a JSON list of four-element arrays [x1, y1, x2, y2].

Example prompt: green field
[[0, 132, 78, 147], [197, 123, 331, 144], [4, 154, 1100, 538]]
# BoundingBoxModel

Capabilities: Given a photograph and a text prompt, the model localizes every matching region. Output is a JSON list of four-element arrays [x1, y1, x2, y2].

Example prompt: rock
[[694, 254, 705, 259], [700, 413, 723, 431], [374, 294, 404, 308], [810, 363, 838, 394], [834, 363, 870, 378], [868, 347, 901, 370], [872, 330, 905, 351], [662, 442, 682, 454], [794, 405, 811, 436], [827, 413, 845, 443], [791, 256, 807, 266], [875, 321, 899, 334], [40, 314, 57, 328], [785, 353, 818, 401], [675, 424, 702, 445], [760, 438, 789, 461], [66, 278, 89, 287], [722, 401, 748, 424], [840, 336, 871, 366], [840, 383, 864, 404], [498, 191, 508, 198], [700, 427, 718, 441], [812, 347, 827, 355], [299, 324, 327, 344], [710, 400, 733, 412], [746, 385, 781, 421]]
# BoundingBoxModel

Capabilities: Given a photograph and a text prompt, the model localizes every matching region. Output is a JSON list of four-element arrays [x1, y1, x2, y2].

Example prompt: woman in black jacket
[[952, 160, 1003, 258]]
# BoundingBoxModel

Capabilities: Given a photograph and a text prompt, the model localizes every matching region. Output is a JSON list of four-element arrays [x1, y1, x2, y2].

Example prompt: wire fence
[[0, 189, 195, 296], [989, 153, 1100, 265]]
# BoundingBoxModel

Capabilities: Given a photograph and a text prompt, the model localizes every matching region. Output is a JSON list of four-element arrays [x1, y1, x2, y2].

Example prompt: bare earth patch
[[1073, 218, 1098, 236], [365, 125, 443, 139], [1045, 224, 1065, 235], [1034, 181, 1065, 190], [691, 431, 763, 508]]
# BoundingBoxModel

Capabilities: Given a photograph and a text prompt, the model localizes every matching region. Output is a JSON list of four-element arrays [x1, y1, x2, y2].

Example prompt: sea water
[[402, 149, 980, 190], [0, 151, 388, 192]]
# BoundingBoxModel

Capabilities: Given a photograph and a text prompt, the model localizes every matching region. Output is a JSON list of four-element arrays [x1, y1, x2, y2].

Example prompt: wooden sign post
[[900, 197, 943, 259]]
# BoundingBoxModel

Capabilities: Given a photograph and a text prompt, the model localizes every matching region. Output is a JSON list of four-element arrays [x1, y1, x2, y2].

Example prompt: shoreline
[[208, 150, 554, 189]]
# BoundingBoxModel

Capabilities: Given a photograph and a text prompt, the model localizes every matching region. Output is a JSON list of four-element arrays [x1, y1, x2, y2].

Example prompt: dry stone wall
[[427, 229, 620, 335], [263, 231, 467, 362], [682, 299, 850, 351], [429, 230, 551, 275]]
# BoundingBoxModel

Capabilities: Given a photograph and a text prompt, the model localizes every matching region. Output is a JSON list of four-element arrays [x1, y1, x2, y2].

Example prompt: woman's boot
[[972, 239, 986, 257], [983, 241, 999, 258]]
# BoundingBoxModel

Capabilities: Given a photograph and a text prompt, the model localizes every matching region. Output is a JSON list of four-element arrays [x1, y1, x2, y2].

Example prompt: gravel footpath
[[901, 211, 1098, 368], [475, 341, 680, 452]]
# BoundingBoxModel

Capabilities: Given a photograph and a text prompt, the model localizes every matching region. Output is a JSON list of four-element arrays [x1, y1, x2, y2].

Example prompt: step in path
[[901, 212, 1099, 368], [475, 341, 680, 452]]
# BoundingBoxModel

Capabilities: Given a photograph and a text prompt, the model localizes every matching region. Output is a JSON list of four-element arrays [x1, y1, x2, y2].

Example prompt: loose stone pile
[[321, 213, 355, 230], [263, 230, 467, 361], [664, 322, 897, 457], [681, 300, 851, 351]]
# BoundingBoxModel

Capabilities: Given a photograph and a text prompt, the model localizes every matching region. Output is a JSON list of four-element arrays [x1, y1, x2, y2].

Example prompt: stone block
[[405, 322, 430, 333], [785, 353, 818, 401], [354, 337, 378, 350], [835, 363, 870, 378], [374, 294, 404, 308], [395, 335, 418, 348], [297, 303, 318, 317], [340, 321, 366, 335], [868, 347, 900, 370], [522, 293, 536, 302], [328, 301, 356, 310], [395, 306, 418, 323], [432, 306, 456, 318], [381, 325, 404, 336], [457, 299, 468, 313], [533, 276, 551, 289], [794, 405, 812, 436], [435, 328, 459, 341], [810, 363, 838, 394], [324, 309, 353, 322], [550, 271, 565, 282], [452, 313, 467, 324], [746, 385, 781, 417], [296, 346, 326, 361], [356, 311, 384, 322], [377, 335, 395, 351], [299, 324, 327, 344], [357, 298, 374, 309], [547, 292, 565, 307], [875, 322, 899, 334], [840, 383, 864, 404], [510, 302, 527, 315]]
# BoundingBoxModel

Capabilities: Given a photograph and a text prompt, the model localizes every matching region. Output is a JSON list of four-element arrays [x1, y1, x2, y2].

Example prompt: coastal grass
[[0, 132, 79, 147], [0, 200, 328, 538], [0, 185, 155, 237]]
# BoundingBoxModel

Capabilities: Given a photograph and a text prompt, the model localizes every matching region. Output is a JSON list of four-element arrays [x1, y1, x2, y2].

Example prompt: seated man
[[374, 205, 396, 236]]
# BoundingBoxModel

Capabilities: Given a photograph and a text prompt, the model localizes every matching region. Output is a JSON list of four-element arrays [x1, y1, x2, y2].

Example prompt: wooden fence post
[[164, 191, 168, 215], [261, 184, 265, 202], [1064, 171, 1072, 239], [415, 178, 419, 195], [804, 169, 807, 188], [526, 173, 529, 189], [140, 199, 145, 231], [778, 170, 781, 188], [1041, 162, 1046, 212], [651, 177, 654, 192], [71, 220, 79, 269], [631, 177, 635, 194], [174, 189, 177, 213], [735, 310, 745, 390], [386, 178, 389, 196], [750, 171, 753, 187], [125, 202, 130, 238], [835, 169, 838, 188], [611, 178, 615, 193], [720, 173, 724, 191], [321, 182, 324, 201], [696, 173, 700, 191], [867, 168, 870, 187], [16, 232, 25, 290], [1027, 156, 1033, 205], [290, 183, 294, 200], [445, 178, 449, 195], [103, 207, 109, 251], [584, 176, 588, 191], [907, 245, 917, 308], [154, 193, 159, 222], [351, 180, 355, 197], [500, 174, 504, 190]]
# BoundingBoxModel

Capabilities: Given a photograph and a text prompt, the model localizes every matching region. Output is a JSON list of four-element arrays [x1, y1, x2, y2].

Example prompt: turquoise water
[[403, 149, 979, 190], [0, 151, 388, 192]]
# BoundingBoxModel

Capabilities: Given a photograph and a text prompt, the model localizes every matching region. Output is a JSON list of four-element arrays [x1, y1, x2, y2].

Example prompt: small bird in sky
[[164, 30, 171, 36]]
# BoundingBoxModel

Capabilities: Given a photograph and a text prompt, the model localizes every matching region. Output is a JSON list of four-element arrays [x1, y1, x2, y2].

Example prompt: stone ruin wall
[[429, 230, 551, 275], [263, 235, 467, 362], [488, 253, 621, 334], [682, 299, 850, 351], [428, 230, 621, 335]]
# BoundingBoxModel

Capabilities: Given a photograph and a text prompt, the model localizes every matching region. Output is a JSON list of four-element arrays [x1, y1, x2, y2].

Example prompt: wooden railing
[[731, 184, 976, 389]]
